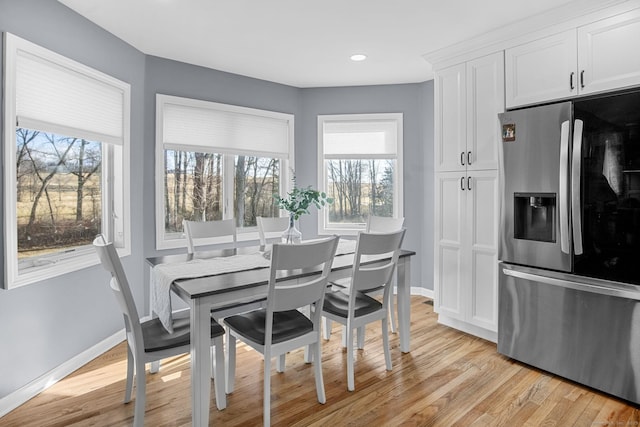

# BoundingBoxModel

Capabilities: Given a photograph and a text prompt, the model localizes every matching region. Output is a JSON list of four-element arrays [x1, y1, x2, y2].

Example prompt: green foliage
[[274, 185, 334, 220]]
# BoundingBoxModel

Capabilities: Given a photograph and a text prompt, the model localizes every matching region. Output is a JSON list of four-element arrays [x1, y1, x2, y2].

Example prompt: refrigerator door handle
[[559, 120, 571, 254], [571, 119, 584, 255], [502, 267, 640, 300]]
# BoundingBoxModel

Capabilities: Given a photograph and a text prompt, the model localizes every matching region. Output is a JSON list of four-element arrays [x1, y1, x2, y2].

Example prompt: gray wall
[[0, 0, 434, 403]]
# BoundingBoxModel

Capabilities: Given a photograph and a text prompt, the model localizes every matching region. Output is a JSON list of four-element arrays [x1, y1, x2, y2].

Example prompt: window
[[3, 33, 130, 289], [156, 95, 293, 249], [317, 113, 403, 235]]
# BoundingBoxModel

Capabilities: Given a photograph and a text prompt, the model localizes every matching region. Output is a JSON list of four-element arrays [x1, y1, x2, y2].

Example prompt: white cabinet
[[434, 171, 499, 337], [436, 52, 504, 172], [506, 9, 640, 108], [433, 51, 503, 341]]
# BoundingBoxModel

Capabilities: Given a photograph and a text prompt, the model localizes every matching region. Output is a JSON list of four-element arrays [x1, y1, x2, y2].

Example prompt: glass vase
[[282, 213, 302, 244]]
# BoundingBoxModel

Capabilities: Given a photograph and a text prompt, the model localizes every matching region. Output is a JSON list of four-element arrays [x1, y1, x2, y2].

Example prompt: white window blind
[[160, 95, 292, 158], [323, 119, 398, 159], [15, 45, 126, 145]]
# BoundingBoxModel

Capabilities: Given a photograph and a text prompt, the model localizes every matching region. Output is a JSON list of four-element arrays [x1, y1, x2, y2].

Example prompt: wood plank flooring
[[3, 296, 638, 426]]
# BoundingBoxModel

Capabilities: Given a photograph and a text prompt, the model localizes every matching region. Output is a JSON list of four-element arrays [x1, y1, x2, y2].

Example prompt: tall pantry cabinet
[[434, 52, 504, 341]]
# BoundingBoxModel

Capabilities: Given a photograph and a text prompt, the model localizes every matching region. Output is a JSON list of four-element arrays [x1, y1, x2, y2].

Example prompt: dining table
[[146, 239, 415, 427]]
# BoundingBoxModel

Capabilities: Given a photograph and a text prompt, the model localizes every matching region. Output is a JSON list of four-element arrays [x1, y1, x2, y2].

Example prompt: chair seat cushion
[[224, 310, 313, 345], [142, 310, 224, 353], [323, 289, 381, 318]]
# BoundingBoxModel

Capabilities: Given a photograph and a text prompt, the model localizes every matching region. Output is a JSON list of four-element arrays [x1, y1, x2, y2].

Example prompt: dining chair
[[256, 216, 289, 246], [321, 229, 405, 391], [93, 235, 226, 427], [224, 236, 340, 426], [323, 215, 405, 340], [183, 218, 237, 254], [366, 215, 405, 234]]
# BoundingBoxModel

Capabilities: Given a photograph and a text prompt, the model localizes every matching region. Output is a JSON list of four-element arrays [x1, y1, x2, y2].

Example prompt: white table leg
[[191, 299, 211, 427], [397, 257, 411, 353]]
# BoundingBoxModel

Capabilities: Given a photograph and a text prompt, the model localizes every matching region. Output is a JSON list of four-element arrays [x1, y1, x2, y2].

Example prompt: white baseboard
[[410, 286, 434, 299], [437, 314, 497, 343], [0, 329, 125, 419]]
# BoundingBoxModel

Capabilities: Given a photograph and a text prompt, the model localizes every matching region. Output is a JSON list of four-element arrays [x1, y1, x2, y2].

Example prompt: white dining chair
[[224, 236, 340, 426], [321, 229, 405, 391], [324, 215, 405, 340], [183, 218, 237, 254], [93, 235, 226, 427], [256, 216, 289, 246]]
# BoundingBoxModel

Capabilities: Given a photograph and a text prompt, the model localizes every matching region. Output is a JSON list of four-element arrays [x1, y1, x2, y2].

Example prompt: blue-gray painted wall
[[0, 0, 434, 402]]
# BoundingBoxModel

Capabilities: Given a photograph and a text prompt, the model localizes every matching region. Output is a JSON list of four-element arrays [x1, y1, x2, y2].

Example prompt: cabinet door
[[578, 9, 640, 95], [466, 171, 499, 331], [435, 63, 466, 172], [434, 172, 466, 319], [466, 52, 504, 171], [505, 30, 577, 108]]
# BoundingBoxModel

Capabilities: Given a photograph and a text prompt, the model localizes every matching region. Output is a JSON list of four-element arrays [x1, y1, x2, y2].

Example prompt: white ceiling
[[57, 0, 579, 88]]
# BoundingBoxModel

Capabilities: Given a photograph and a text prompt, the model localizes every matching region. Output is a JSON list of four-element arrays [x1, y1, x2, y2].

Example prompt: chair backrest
[[366, 215, 405, 233], [183, 219, 237, 254], [93, 235, 144, 351], [350, 229, 406, 295], [256, 216, 289, 246], [267, 236, 340, 316]]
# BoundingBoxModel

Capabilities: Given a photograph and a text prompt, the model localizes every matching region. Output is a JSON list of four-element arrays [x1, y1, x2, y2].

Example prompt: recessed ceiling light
[[350, 54, 367, 62]]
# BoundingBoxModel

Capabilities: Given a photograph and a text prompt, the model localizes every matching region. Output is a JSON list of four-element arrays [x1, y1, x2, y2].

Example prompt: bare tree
[[66, 139, 101, 222], [24, 134, 76, 238]]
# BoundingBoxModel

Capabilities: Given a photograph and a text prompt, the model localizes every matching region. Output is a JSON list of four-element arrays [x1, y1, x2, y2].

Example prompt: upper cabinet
[[435, 52, 505, 172], [506, 8, 640, 109]]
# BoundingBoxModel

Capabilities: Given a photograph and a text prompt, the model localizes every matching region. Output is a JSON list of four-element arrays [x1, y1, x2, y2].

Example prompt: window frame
[[317, 113, 403, 236], [155, 94, 294, 250], [2, 33, 131, 289]]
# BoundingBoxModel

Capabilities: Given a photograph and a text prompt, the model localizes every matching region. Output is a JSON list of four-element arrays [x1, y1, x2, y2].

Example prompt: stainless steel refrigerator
[[498, 89, 640, 404]]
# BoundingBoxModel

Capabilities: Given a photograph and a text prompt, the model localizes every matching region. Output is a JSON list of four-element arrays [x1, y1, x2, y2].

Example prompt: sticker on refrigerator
[[502, 124, 516, 142]]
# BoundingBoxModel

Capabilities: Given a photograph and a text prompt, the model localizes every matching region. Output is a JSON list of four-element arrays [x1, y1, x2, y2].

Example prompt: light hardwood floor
[[3, 296, 638, 426]]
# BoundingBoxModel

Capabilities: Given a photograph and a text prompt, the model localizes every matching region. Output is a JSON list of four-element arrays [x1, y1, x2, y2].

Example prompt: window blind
[[323, 119, 398, 159], [15, 49, 126, 145], [161, 97, 292, 158]]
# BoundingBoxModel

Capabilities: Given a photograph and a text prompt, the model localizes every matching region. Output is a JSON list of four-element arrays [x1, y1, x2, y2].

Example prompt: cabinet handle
[[580, 70, 585, 88], [570, 72, 575, 90], [467, 151, 472, 165], [467, 176, 472, 191], [460, 176, 465, 191], [460, 152, 465, 166]]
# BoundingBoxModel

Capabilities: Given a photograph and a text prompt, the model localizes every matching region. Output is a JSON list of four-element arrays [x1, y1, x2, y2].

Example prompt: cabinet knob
[[467, 176, 472, 191], [460, 152, 465, 166], [460, 176, 465, 191], [580, 70, 585, 89], [467, 151, 472, 165]]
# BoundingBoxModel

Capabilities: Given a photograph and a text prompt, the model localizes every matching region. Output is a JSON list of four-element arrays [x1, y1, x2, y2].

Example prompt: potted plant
[[274, 181, 333, 244]]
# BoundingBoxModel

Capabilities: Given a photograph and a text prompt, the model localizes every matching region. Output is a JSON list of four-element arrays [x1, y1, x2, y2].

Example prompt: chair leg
[[133, 358, 146, 427], [277, 354, 286, 372], [263, 352, 271, 427], [313, 341, 326, 404], [382, 318, 392, 371], [357, 326, 365, 349], [213, 336, 227, 410], [226, 332, 236, 394], [323, 317, 332, 340], [346, 327, 355, 391], [124, 343, 134, 403], [389, 291, 397, 334], [149, 360, 160, 374]]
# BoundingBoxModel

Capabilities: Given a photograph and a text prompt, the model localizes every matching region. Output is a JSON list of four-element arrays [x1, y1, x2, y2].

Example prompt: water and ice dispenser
[[513, 193, 556, 243]]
